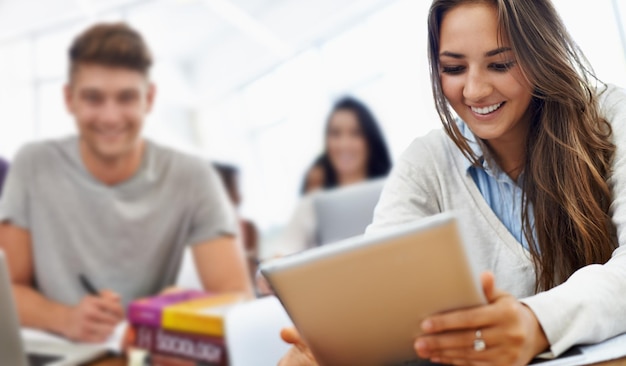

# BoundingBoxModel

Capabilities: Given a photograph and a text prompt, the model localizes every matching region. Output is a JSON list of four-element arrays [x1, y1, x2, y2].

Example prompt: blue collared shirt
[[458, 121, 533, 250]]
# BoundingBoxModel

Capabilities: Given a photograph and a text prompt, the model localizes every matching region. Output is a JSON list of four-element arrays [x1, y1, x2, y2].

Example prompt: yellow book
[[161, 293, 245, 337]]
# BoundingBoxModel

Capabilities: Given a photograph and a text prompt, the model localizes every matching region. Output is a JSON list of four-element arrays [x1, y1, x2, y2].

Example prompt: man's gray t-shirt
[[0, 136, 237, 306]]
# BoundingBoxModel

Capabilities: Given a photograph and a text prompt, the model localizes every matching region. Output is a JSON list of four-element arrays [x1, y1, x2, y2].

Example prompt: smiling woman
[[429, 0, 617, 292], [277, 0, 626, 365], [438, 3, 534, 178]]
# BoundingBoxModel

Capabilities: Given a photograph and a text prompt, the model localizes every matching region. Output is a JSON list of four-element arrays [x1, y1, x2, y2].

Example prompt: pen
[[79, 274, 100, 296]]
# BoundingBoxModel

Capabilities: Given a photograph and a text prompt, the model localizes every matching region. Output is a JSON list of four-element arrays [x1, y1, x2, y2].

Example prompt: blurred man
[[0, 23, 252, 343], [213, 162, 259, 279]]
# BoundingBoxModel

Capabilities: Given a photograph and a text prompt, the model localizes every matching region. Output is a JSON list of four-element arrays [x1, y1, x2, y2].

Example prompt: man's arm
[[0, 223, 124, 342], [192, 235, 254, 297]]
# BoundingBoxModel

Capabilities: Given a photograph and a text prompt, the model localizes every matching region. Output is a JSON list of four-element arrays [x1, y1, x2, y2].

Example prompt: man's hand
[[62, 290, 125, 343]]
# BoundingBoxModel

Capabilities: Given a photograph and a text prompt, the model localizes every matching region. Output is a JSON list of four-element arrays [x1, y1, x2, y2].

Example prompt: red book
[[132, 324, 228, 366]]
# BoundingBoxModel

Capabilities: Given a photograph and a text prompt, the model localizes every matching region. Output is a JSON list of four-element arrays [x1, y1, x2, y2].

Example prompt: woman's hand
[[414, 272, 549, 365], [278, 327, 318, 366]]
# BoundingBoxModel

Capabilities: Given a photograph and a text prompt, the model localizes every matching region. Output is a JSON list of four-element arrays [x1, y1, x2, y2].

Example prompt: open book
[[21, 321, 128, 363]]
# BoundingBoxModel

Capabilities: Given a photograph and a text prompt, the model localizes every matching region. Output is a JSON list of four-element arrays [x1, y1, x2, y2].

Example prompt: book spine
[[128, 303, 162, 328], [133, 325, 228, 365], [128, 291, 210, 328], [162, 312, 224, 337]]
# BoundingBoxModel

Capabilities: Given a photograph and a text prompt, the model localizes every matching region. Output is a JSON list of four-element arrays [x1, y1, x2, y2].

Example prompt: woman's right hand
[[278, 327, 319, 366]]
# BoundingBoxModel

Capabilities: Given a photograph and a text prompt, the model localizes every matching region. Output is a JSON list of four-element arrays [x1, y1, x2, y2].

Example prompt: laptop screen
[[0, 251, 108, 366], [313, 178, 385, 245], [27, 353, 62, 366]]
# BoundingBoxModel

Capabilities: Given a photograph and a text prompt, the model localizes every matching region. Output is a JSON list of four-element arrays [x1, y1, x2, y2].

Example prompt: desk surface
[[90, 358, 123, 366], [89, 356, 626, 366]]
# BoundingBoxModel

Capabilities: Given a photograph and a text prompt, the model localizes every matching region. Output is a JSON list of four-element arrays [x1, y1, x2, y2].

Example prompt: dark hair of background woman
[[301, 97, 392, 194]]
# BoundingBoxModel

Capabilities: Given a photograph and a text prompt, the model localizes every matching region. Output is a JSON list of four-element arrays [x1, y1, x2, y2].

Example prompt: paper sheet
[[579, 332, 626, 364], [530, 332, 626, 366], [21, 321, 128, 354]]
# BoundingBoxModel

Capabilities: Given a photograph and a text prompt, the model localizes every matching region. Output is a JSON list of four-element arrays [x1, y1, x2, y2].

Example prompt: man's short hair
[[68, 22, 153, 78]]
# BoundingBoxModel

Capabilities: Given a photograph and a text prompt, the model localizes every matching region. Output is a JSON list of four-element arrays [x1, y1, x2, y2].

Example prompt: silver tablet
[[261, 212, 486, 366]]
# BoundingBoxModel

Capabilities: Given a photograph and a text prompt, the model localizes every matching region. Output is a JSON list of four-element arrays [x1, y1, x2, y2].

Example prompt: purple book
[[133, 324, 228, 365], [128, 290, 210, 327]]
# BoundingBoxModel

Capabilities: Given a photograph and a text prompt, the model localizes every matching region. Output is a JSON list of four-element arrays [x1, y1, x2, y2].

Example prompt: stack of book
[[128, 290, 245, 366]]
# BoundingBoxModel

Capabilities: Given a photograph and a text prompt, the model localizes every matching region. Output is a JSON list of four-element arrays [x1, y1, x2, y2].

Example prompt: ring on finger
[[473, 329, 486, 352]]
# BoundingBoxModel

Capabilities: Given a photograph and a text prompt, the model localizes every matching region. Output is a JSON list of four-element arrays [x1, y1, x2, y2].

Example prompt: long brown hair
[[428, 0, 617, 290]]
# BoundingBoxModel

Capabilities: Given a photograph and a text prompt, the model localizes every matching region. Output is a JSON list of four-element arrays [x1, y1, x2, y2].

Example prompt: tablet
[[261, 212, 486, 366]]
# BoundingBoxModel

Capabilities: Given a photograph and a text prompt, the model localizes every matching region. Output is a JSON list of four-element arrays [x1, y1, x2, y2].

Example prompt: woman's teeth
[[471, 102, 504, 115]]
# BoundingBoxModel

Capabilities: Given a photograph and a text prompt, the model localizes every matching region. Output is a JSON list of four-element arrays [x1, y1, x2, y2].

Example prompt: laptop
[[261, 212, 486, 366], [0, 251, 109, 366], [313, 178, 385, 245]]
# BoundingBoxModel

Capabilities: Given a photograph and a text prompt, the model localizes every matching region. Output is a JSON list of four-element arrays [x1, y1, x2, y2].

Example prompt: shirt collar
[[458, 119, 486, 170], [457, 119, 516, 183]]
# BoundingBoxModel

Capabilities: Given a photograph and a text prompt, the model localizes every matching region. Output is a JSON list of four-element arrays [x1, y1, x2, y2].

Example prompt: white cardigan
[[264, 194, 317, 260], [366, 84, 626, 356]]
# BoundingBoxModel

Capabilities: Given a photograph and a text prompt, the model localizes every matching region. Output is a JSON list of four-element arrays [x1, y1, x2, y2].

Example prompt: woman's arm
[[520, 85, 626, 355]]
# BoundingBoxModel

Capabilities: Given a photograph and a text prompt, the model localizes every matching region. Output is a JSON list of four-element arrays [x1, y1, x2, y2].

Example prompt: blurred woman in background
[[300, 96, 391, 195], [259, 97, 391, 290]]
